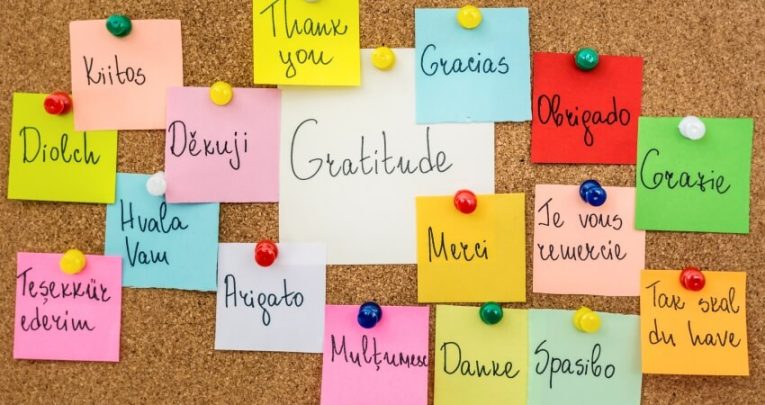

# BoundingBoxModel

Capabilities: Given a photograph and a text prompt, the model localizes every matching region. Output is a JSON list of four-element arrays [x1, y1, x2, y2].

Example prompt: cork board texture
[[1, 0, 763, 403]]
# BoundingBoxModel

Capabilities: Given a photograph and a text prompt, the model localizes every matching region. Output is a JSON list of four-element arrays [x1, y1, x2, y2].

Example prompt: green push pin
[[479, 302, 503, 325], [574, 47, 599, 71], [106, 14, 132, 37]]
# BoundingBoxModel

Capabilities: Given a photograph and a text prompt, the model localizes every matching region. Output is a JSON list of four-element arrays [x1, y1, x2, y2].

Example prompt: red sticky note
[[531, 52, 643, 164]]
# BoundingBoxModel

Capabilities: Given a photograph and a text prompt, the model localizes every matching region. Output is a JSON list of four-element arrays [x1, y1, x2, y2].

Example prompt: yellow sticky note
[[640, 270, 749, 375], [417, 193, 526, 302], [434, 305, 528, 405], [252, 0, 360, 86], [7, 93, 117, 203]]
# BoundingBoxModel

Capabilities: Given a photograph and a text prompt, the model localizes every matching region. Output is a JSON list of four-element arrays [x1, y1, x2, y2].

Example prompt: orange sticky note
[[70, 20, 183, 130], [417, 194, 526, 302], [640, 270, 749, 375]]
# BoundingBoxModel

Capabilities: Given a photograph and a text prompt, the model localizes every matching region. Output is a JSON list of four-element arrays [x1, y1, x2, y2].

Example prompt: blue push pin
[[357, 302, 383, 329], [579, 180, 607, 207]]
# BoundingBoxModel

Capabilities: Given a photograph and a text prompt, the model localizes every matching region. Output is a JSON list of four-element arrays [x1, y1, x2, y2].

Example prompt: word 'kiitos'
[[639, 148, 731, 194], [167, 120, 248, 171], [536, 94, 630, 147], [420, 44, 509, 76], [440, 341, 520, 379], [19, 127, 101, 165], [331, 334, 428, 372], [223, 274, 304, 326], [83, 55, 145, 86], [533, 340, 615, 389]]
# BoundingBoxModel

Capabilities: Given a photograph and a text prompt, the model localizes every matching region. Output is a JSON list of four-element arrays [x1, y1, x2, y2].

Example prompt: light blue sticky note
[[105, 173, 220, 291], [415, 8, 531, 123], [528, 309, 642, 405]]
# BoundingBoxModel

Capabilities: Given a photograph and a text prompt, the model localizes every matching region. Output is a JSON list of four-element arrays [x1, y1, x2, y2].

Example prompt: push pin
[[454, 189, 477, 214], [371, 47, 396, 71], [679, 116, 706, 140], [210, 81, 233, 106], [574, 47, 599, 71], [579, 180, 607, 207], [358, 302, 383, 329], [146, 171, 167, 196], [572, 306, 601, 333], [44, 92, 72, 115], [60, 249, 87, 275], [680, 266, 705, 291], [254, 240, 278, 267], [457, 5, 482, 29], [106, 14, 132, 37], [479, 302, 503, 325]]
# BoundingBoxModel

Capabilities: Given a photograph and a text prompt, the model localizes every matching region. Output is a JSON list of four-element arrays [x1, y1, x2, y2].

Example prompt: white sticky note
[[280, 48, 495, 264], [214, 243, 326, 353]]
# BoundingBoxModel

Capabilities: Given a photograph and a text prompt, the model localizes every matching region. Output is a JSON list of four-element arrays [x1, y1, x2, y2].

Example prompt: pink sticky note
[[70, 20, 183, 130], [533, 185, 646, 296], [321, 305, 429, 405], [14, 253, 122, 362], [164, 87, 280, 202]]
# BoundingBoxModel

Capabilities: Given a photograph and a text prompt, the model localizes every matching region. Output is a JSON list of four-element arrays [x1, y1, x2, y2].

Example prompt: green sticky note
[[635, 117, 753, 233], [528, 309, 642, 405], [8, 93, 117, 203]]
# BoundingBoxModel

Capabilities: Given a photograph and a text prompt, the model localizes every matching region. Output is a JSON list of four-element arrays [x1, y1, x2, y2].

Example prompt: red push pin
[[44, 92, 73, 115], [680, 266, 705, 291], [454, 189, 477, 214], [254, 240, 278, 267]]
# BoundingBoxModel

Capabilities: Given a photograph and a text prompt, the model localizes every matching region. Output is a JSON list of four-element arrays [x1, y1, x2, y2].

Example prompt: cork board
[[1, 0, 763, 403]]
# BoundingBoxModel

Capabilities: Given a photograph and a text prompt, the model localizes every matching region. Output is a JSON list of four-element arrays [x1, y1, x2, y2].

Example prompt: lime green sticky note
[[8, 93, 117, 203], [635, 117, 753, 234], [434, 305, 528, 405]]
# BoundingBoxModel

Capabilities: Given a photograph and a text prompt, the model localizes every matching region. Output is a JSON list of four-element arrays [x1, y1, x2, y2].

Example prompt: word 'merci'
[[223, 274, 304, 326], [259, 0, 348, 78], [289, 119, 453, 180], [536, 95, 630, 147], [331, 334, 428, 372], [168, 120, 248, 170], [19, 127, 101, 165], [84, 55, 146, 86]]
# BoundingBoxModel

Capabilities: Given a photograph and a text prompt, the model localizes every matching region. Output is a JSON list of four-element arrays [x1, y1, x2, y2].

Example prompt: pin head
[[358, 302, 383, 329], [457, 5, 482, 29], [254, 240, 279, 267], [579, 180, 607, 207], [106, 14, 132, 37], [573, 306, 601, 333], [574, 47, 599, 71], [210, 81, 233, 106], [146, 171, 167, 196], [60, 249, 87, 275], [44, 92, 72, 115], [680, 266, 705, 291], [371, 47, 396, 70], [454, 189, 477, 214], [479, 302, 503, 325], [679, 116, 706, 140]]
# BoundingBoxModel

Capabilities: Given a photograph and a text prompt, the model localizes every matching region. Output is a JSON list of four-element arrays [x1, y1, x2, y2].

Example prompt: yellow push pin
[[457, 5, 482, 30], [371, 46, 396, 70], [210, 81, 233, 106], [60, 249, 87, 275], [572, 306, 601, 333]]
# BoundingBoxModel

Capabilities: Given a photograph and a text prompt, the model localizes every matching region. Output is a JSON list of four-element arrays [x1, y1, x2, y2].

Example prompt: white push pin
[[679, 116, 705, 140], [146, 171, 167, 196]]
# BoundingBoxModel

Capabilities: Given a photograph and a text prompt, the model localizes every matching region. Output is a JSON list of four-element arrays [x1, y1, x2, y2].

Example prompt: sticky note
[[70, 20, 183, 130], [640, 270, 748, 375], [164, 87, 280, 203], [528, 309, 642, 405], [7, 93, 117, 203], [253, 0, 360, 86], [635, 117, 753, 233], [434, 305, 528, 405], [14, 252, 122, 362], [417, 194, 526, 302], [320, 305, 429, 405], [533, 185, 645, 296], [105, 173, 220, 291], [531, 52, 643, 164], [215, 243, 326, 353], [415, 8, 531, 123], [280, 49, 494, 265]]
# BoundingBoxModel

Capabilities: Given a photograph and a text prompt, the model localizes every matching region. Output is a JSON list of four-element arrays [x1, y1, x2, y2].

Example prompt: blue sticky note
[[105, 173, 220, 291], [415, 8, 531, 123], [528, 309, 642, 405]]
